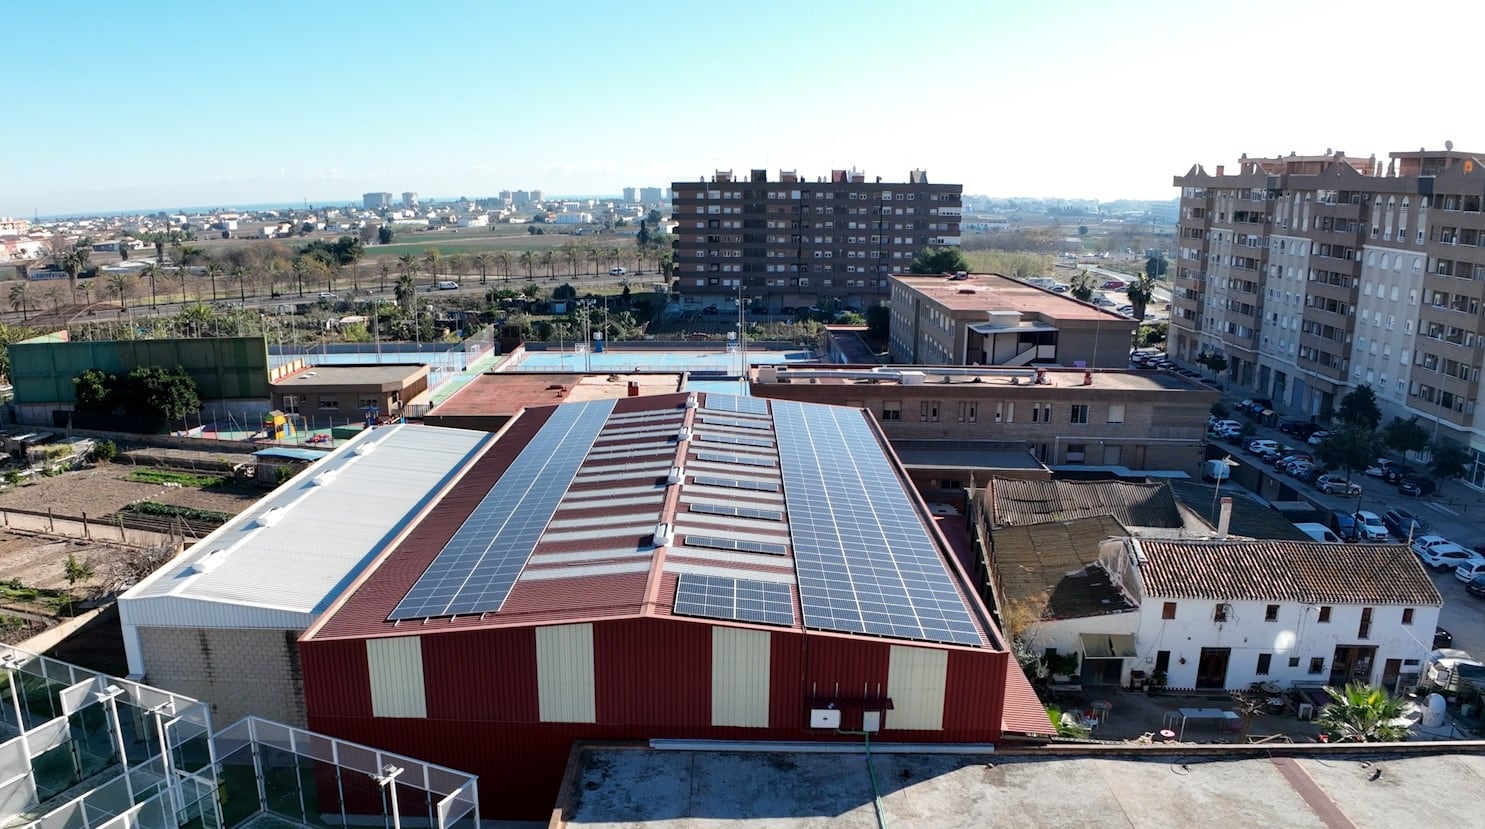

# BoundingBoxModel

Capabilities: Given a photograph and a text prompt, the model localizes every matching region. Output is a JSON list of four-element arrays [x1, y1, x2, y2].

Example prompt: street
[[1203, 391, 1485, 658]]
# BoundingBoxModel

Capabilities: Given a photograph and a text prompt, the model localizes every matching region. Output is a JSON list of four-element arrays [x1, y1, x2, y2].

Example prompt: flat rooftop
[[271, 363, 426, 387], [429, 372, 684, 418], [756, 365, 1209, 392], [892, 272, 1128, 322], [556, 744, 1485, 828]]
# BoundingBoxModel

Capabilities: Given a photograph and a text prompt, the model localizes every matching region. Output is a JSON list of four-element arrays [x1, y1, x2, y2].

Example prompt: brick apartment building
[[888, 272, 1137, 368], [1173, 147, 1485, 489], [670, 168, 961, 312]]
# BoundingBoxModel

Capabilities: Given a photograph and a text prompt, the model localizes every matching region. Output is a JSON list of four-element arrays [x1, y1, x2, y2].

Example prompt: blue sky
[[7, 0, 1483, 216]]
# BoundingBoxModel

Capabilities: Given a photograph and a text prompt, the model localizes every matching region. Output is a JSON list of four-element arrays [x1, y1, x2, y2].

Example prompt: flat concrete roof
[[757, 366, 1211, 392], [556, 744, 1485, 828], [271, 363, 426, 388], [429, 372, 685, 417], [892, 272, 1126, 322]]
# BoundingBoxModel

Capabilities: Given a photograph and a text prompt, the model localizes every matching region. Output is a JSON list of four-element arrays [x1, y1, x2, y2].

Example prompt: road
[[1204, 395, 1485, 658]]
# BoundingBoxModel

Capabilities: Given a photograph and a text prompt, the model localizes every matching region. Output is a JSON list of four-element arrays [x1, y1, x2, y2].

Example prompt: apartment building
[[670, 168, 961, 310], [1173, 147, 1485, 489], [362, 192, 393, 210], [888, 272, 1137, 368]]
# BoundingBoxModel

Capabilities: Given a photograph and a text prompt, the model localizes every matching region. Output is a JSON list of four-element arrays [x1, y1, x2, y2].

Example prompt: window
[[1308, 657, 1325, 675], [1403, 608, 1414, 625], [282, 395, 299, 414], [919, 401, 940, 422], [1070, 404, 1089, 424], [1359, 607, 1372, 640], [1065, 444, 1086, 464], [1318, 606, 1332, 623], [1256, 653, 1272, 676], [881, 401, 901, 421], [1106, 403, 1125, 424], [317, 398, 340, 411], [1213, 604, 1229, 623], [1265, 605, 1279, 622], [1162, 602, 1177, 620], [958, 401, 978, 423], [1031, 403, 1051, 423], [359, 398, 380, 411], [1288, 657, 1301, 668]]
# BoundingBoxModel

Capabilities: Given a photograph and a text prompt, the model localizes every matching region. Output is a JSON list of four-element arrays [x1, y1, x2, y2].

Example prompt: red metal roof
[[307, 392, 1003, 652], [1000, 661, 1055, 737]]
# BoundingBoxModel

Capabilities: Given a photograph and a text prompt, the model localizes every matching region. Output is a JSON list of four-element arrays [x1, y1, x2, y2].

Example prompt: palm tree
[[379, 260, 391, 292], [107, 272, 134, 309], [423, 249, 443, 287], [540, 249, 557, 279], [518, 250, 536, 279], [585, 245, 604, 278], [8, 281, 31, 320], [606, 246, 622, 274], [205, 261, 223, 302], [394, 274, 417, 315], [493, 251, 513, 284], [1317, 683, 1410, 743], [472, 252, 493, 285], [1126, 272, 1156, 321], [229, 266, 249, 305], [446, 254, 467, 284], [398, 253, 419, 281], [43, 285, 63, 311], [291, 256, 309, 297], [62, 246, 91, 303], [561, 243, 582, 278], [140, 263, 162, 309]]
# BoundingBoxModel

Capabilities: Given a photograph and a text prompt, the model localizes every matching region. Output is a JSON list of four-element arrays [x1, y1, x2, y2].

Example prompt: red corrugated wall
[[302, 618, 1006, 821]]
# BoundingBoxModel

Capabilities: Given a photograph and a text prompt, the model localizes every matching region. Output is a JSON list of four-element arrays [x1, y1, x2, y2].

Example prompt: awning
[[1080, 633, 1137, 659]]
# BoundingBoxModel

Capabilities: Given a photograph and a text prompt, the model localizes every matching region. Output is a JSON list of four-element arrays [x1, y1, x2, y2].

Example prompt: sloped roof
[[1165, 479, 1311, 541], [1138, 540, 1442, 606], [990, 515, 1134, 620], [988, 478, 1182, 528]]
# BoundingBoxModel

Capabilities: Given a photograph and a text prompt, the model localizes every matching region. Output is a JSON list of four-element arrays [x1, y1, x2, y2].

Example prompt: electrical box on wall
[[809, 708, 842, 729], [862, 711, 881, 733]]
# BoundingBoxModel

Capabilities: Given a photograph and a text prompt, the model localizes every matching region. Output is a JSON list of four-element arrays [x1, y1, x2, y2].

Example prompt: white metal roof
[[119, 424, 491, 631]]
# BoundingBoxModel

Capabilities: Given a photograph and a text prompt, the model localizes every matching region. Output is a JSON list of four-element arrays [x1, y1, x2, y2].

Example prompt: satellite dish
[[1446, 140, 1455, 151]]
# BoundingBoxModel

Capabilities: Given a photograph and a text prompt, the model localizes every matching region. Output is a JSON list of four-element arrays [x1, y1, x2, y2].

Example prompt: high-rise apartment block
[[639, 186, 664, 204], [362, 192, 393, 210], [670, 168, 961, 310], [1173, 147, 1485, 488], [401, 191, 419, 208]]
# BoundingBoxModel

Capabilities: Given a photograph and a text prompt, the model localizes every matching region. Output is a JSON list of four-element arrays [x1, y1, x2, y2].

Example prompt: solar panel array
[[690, 502, 784, 522], [691, 475, 780, 493], [697, 433, 774, 449], [672, 573, 793, 626], [770, 400, 983, 646], [695, 451, 774, 467], [684, 534, 788, 556], [698, 415, 772, 431], [388, 400, 615, 620], [701, 394, 770, 415]]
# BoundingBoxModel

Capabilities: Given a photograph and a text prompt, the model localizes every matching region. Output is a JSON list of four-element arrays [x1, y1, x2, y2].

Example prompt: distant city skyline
[[6, 0, 1480, 216]]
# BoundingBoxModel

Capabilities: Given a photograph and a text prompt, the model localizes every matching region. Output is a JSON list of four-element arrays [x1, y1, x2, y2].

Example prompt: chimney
[[1215, 165, 1225, 176], [1216, 497, 1233, 539]]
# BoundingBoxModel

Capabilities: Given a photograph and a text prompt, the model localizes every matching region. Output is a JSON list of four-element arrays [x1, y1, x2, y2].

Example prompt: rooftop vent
[[354, 440, 378, 457], [653, 522, 674, 547], [668, 465, 685, 484], [676, 427, 692, 442], [685, 393, 698, 409], [255, 508, 286, 528], [191, 549, 229, 575], [312, 469, 339, 487]]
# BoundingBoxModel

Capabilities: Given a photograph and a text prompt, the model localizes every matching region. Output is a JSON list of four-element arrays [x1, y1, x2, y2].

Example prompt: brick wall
[[137, 626, 307, 726]]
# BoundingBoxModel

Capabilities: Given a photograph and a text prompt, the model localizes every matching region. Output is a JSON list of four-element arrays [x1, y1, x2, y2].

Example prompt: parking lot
[[1195, 391, 1485, 660]]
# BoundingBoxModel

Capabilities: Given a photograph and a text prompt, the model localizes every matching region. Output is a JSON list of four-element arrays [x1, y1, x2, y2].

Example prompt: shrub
[[87, 440, 118, 463]]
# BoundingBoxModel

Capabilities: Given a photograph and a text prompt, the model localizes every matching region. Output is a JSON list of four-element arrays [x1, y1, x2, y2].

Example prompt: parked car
[[1398, 475, 1437, 497], [1287, 460, 1317, 479], [1294, 522, 1342, 543], [1210, 421, 1243, 439], [1100, 280, 1125, 290], [1117, 305, 1135, 316], [1276, 453, 1312, 472], [1384, 464, 1416, 484], [1417, 543, 1482, 572], [1257, 445, 1291, 464], [1426, 648, 1483, 687], [1412, 535, 1457, 556], [1279, 419, 1319, 438], [1353, 511, 1389, 541], [1307, 430, 1331, 446], [1435, 627, 1455, 648], [1382, 508, 1429, 539], [1456, 561, 1485, 583], [1328, 511, 1361, 542], [1247, 439, 1280, 455], [1364, 459, 1402, 478], [1316, 474, 1362, 496], [1297, 466, 1329, 486], [1468, 577, 1485, 599]]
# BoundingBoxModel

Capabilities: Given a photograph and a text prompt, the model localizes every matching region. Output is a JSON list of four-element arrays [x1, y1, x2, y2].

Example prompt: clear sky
[[7, 0, 1484, 216]]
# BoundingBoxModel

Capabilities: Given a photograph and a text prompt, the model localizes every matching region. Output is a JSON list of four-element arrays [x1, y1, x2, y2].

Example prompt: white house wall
[[1136, 598, 1439, 691]]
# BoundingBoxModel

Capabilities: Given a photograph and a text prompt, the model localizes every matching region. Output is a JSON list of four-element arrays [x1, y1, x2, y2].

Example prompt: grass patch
[[122, 501, 233, 524], [127, 469, 225, 488], [0, 580, 68, 613]]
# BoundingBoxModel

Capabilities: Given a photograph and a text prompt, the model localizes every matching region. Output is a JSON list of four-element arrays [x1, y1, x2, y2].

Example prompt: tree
[[118, 365, 201, 420], [398, 253, 419, 282], [472, 252, 493, 286], [518, 250, 536, 279], [394, 274, 417, 315], [107, 272, 134, 308], [73, 368, 117, 412], [1382, 416, 1430, 456], [62, 552, 95, 614], [291, 256, 310, 297], [540, 249, 557, 279], [229, 266, 248, 305], [1077, 225, 1089, 236], [865, 305, 890, 341], [1316, 683, 1410, 743], [908, 246, 970, 275], [140, 262, 162, 309], [1145, 254, 1169, 279], [205, 261, 223, 302], [1070, 270, 1096, 302], [493, 251, 513, 283], [1125, 272, 1156, 320], [423, 248, 443, 285], [1336, 385, 1382, 430], [7, 281, 31, 321], [1210, 401, 1229, 419], [1196, 352, 1228, 375], [62, 246, 91, 302], [1427, 440, 1470, 481], [1314, 426, 1384, 484], [377, 225, 394, 245]]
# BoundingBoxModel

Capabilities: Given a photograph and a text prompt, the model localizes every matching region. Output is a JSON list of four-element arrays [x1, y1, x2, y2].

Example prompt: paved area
[[557, 743, 1485, 828], [1052, 688, 1323, 744]]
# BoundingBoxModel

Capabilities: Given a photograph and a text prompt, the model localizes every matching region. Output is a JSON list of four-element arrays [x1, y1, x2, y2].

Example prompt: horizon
[[7, 0, 1481, 216]]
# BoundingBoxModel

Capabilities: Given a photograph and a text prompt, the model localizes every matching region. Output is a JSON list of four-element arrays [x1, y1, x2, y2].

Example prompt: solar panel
[[691, 475, 780, 493], [702, 394, 770, 415], [672, 574, 793, 626], [771, 400, 983, 646], [695, 450, 775, 467], [696, 433, 775, 449], [690, 502, 784, 522], [684, 534, 788, 556], [388, 400, 616, 620], [698, 415, 773, 430]]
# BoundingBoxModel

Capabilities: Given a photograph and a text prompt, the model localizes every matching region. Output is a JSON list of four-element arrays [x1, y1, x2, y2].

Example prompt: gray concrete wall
[[137, 626, 306, 726]]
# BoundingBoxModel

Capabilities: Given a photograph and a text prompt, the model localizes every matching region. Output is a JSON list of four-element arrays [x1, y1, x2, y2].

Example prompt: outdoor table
[[1173, 707, 1240, 740], [1090, 699, 1113, 723]]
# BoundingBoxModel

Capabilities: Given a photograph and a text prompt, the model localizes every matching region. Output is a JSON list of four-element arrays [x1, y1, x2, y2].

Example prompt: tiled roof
[[1137, 540, 1442, 606], [1165, 479, 1311, 541], [990, 516, 1134, 620], [989, 478, 1182, 528]]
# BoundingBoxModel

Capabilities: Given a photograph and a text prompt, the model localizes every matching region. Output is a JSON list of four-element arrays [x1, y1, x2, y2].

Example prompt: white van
[[1294, 523, 1342, 543], [436, 281, 459, 290], [1202, 459, 1232, 481]]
